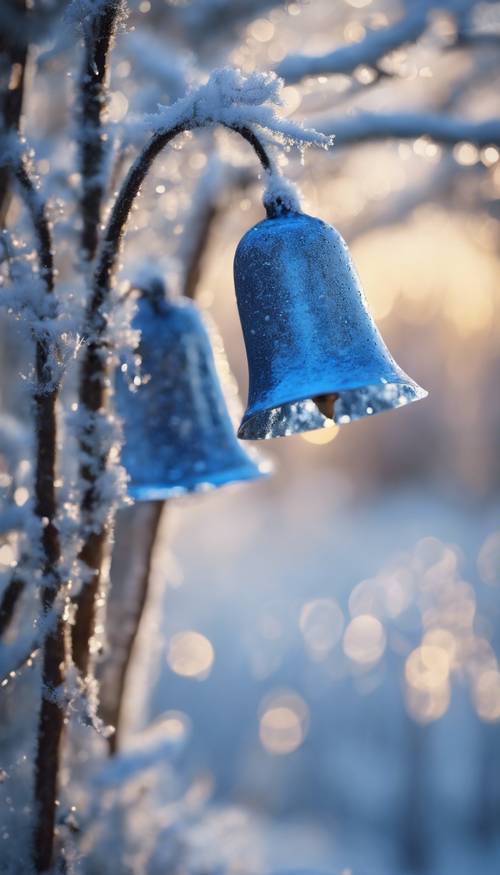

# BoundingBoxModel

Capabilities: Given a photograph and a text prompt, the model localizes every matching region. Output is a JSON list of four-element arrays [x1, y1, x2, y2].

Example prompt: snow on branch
[[277, 0, 436, 83], [97, 68, 331, 296], [66, 0, 128, 32], [317, 111, 500, 147], [142, 68, 333, 150]]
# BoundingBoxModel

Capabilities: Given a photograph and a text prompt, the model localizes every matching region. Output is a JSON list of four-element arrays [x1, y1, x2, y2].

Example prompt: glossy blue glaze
[[116, 295, 268, 500], [234, 211, 427, 439]]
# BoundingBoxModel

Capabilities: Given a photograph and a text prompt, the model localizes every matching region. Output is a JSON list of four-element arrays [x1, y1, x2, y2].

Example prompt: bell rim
[[238, 379, 428, 440], [127, 461, 271, 501]]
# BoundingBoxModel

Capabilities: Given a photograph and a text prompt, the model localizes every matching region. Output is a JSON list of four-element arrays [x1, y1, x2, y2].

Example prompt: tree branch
[[0, 0, 28, 226], [277, 1, 433, 84], [276, 0, 488, 84], [318, 111, 500, 147], [13, 156, 66, 873], [77, 0, 122, 261]]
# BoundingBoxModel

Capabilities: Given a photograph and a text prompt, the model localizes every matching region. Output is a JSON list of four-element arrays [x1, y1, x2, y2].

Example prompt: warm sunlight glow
[[301, 425, 339, 445]]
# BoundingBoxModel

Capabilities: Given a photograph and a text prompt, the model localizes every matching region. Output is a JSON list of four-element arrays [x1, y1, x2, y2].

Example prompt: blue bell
[[116, 284, 268, 500], [234, 210, 427, 439]]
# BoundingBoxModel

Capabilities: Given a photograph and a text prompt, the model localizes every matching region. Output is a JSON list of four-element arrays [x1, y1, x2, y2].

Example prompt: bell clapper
[[313, 392, 339, 421]]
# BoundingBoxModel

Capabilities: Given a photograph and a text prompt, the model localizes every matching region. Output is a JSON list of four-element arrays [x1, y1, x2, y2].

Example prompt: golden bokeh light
[[405, 679, 451, 724], [259, 691, 309, 756], [248, 18, 275, 42], [405, 645, 451, 692], [423, 628, 457, 663], [477, 531, 500, 587], [167, 631, 214, 679], [348, 579, 385, 619], [453, 142, 479, 166], [299, 598, 344, 660], [13, 487, 29, 507], [301, 425, 339, 445], [472, 670, 500, 722], [343, 615, 386, 665], [107, 90, 129, 123], [378, 569, 413, 618]]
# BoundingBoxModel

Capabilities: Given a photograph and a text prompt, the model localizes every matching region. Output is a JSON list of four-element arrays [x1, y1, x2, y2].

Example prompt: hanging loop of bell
[[234, 210, 427, 440], [116, 279, 269, 500]]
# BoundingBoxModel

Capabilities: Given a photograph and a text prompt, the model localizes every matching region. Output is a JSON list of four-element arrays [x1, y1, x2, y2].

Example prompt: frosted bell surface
[[234, 211, 427, 439], [117, 295, 267, 499]]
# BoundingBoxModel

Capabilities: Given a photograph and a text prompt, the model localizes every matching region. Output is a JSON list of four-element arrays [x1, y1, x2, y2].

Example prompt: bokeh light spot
[[477, 532, 500, 586], [259, 691, 309, 755], [405, 680, 450, 724], [167, 631, 214, 679], [473, 670, 500, 722], [405, 645, 451, 692], [343, 615, 386, 665], [301, 425, 339, 445], [299, 598, 344, 660]]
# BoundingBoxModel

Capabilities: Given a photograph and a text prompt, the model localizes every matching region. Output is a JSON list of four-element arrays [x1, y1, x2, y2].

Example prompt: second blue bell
[[116, 282, 269, 500]]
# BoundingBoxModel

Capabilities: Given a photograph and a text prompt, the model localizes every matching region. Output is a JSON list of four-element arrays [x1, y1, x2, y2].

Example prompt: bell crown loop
[[234, 210, 427, 440]]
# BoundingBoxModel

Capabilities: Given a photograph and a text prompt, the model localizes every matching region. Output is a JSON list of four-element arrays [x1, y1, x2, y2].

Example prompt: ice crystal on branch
[[142, 67, 333, 150], [66, 0, 128, 32]]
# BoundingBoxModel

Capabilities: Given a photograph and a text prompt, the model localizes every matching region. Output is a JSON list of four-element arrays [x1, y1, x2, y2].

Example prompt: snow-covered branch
[[276, 0, 481, 84], [76, 0, 125, 261], [12, 156, 54, 295], [277, 1, 433, 83], [318, 111, 500, 147], [5, 143, 67, 873], [140, 68, 331, 149]]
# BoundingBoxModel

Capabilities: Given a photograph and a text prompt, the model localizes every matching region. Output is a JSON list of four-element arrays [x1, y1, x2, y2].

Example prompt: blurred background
[[1, 1, 500, 873]]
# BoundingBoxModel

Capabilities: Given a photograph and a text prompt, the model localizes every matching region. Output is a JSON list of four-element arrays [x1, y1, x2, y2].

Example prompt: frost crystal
[[142, 67, 333, 151]]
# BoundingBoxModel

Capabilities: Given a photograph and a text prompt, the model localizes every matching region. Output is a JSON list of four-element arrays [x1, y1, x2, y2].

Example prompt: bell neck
[[137, 278, 169, 314], [265, 198, 300, 219]]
